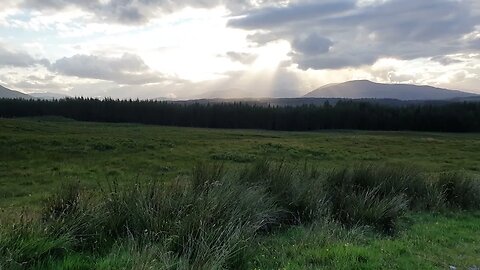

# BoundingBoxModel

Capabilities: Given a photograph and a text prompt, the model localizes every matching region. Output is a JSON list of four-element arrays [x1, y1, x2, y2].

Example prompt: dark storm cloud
[[229, 0, 480, 70], [51, 53, 165, 85]]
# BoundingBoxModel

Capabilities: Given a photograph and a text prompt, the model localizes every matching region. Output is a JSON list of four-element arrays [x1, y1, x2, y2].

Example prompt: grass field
[[1, 117, 480, 269]]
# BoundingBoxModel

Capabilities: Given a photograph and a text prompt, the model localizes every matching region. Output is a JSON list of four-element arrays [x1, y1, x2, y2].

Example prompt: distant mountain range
[[0, 85, 70, 100], [30, 92, 71, 100], [304, 80, 477, 100], [1, 80, 478, 102], [0, 85, 32, 99]]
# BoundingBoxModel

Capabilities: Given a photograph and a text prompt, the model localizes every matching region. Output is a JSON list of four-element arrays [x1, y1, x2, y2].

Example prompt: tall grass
[[0, 221, 75, 269], [239, 160, 328, 224], [42, 181, 82, 220], [324, 165, 442, 210], [322, 165, 448, 233], [1, 161, 479, 269], [95, 241, 187, 270], [437, 172, 480, 210], [1, 163, 281, 269]]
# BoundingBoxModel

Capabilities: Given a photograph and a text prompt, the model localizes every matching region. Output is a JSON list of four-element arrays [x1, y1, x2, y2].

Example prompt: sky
[[0, 0, 479, 99]]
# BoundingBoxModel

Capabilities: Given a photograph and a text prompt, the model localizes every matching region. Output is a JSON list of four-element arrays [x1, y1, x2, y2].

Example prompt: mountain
[[304, 80, 478, 100], [0, 85, 32, 99], [30, 92, 70, 100]]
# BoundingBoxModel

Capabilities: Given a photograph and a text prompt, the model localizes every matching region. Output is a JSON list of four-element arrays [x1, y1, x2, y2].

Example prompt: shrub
[[437, 172, 480, 210]]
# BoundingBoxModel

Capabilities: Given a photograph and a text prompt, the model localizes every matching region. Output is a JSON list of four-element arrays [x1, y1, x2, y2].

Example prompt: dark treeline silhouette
[[1, 98, 480, 132]]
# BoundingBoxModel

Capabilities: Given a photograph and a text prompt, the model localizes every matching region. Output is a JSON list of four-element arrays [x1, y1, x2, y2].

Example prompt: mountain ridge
[[30, 92, 71, 100], [0, 85, 32, 99], [304, 80, 477, 100]]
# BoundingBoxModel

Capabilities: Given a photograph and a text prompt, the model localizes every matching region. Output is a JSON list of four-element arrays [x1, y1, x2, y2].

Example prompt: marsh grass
[[437, 172, 480, 210], [1, 162, 281, 269], [239, 160, 329, 225], [1, 161, 479, 269], [0, 221, 74, 269]]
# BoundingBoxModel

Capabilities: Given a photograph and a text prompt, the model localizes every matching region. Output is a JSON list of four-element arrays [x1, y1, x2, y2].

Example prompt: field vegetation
[[0, 118, 480, 269]]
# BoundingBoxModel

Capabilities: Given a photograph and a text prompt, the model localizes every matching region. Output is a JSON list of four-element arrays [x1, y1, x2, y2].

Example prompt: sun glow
[[205, 40, 293, 98], [251, 40, 291, 71]]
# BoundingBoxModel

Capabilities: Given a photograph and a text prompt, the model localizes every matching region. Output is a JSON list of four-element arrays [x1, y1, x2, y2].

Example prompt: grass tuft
[[2, 161, 479, 268], [42, 181, 82, 220], [437, 172, 480, 210]]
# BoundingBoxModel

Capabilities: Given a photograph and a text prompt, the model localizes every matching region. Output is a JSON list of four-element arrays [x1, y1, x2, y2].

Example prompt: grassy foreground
[[1, 117, 480, 269], [1, 117, 480, 209]]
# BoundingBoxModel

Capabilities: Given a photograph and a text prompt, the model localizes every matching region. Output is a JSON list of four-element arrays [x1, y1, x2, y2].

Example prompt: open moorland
[[1, 117, 480, 269]]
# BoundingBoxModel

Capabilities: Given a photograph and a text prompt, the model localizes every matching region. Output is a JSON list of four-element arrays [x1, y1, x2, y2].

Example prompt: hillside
[[304, 80, 477, 100], [30, 92, 70, 100], [0, 85, 32, 99]]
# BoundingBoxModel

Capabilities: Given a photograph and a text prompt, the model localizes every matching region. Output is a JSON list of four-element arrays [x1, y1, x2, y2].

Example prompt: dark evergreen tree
[[0, 98, 479, 132]]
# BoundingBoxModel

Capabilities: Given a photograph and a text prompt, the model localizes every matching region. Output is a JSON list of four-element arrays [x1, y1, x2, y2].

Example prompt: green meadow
[[1, 117, 479, 269]]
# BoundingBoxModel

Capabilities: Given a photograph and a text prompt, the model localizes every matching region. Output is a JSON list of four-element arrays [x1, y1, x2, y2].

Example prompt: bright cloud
[[0, 0, 479, 98]]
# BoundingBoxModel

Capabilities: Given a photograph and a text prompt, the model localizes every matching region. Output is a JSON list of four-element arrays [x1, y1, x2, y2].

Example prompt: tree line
[[1, 98, 479, 132]]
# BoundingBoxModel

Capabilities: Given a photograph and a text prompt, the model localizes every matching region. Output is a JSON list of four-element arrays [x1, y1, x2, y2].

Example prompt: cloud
[[225, 51, 257, 64], [50, 53, 166, 85], [21, 0, 149, 24], [291, 33, 333, 55], [430, 55, 463, 66], [19, 0, 281, 24], [0, 45, 49, 67], [228, 1, 355, 29], [229, 0, 480, 70], [2, 0, 479, 98]]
